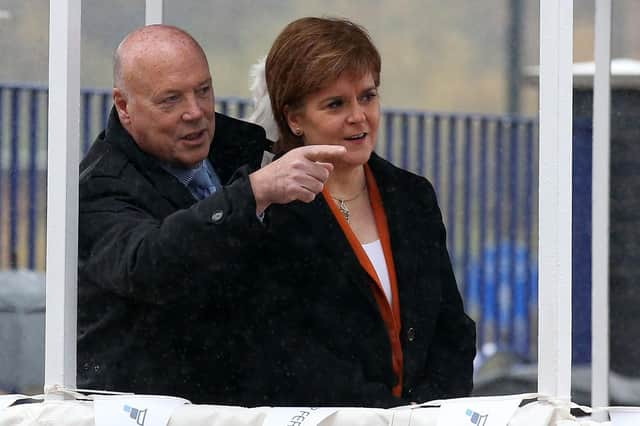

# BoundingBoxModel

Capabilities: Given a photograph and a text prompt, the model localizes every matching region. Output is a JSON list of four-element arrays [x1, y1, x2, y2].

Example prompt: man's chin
[[171, 150, 209, 168], [176, 140, 211, 162]]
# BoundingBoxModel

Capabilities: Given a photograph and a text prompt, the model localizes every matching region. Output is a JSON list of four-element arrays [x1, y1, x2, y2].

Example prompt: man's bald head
[[113, 25, 208, 93], [110, 24, 215, 168]]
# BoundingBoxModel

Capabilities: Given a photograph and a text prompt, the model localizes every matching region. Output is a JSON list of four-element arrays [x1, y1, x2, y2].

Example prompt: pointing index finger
[[302, 145, 347, 162]]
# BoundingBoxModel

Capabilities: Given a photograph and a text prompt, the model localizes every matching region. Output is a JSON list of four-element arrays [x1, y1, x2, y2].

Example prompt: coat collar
[[277, 152, 423, 313], [367, 154, 422, 314], [103, 107, 268, 208]]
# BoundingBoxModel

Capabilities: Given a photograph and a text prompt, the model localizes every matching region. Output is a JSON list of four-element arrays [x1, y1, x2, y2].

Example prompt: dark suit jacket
[[231, 153, 476, 407], [77, 108, 269, 403]]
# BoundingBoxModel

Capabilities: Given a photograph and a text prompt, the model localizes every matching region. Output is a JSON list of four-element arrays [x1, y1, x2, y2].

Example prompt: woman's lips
[[344, 132, 367, 143]]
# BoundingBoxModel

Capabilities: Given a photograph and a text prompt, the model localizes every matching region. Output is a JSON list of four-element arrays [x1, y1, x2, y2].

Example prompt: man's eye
[[197, 86, 211, 96], [162, 95, 179, 103]]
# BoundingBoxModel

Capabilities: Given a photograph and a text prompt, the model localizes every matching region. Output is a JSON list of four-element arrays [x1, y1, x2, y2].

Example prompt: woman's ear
[[284, 105, 303, 136]]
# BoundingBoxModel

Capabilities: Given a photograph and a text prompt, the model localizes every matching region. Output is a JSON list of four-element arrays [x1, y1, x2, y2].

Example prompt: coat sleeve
[[412, 219, 477, 402], [79, 167, 265, 305]]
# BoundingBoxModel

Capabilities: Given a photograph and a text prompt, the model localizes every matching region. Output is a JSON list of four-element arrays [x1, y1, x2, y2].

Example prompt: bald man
[[77, 25, 343, 402]]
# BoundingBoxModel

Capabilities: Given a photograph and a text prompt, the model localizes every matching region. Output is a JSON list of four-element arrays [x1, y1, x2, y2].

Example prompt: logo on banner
[[123, 404, 148, 425], [286, 407, 319, 426], [465, 408, 488, 426]]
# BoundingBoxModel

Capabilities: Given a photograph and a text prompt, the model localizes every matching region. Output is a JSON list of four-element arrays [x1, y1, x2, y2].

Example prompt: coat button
[[407, 327, 416, 342], [211, 210, 224, 223]]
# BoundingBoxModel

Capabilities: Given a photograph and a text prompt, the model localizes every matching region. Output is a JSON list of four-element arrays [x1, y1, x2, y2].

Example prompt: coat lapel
[[104, 108, 196, 209], [269, 152, 437, 317], [209, 113, 267, 183], [278, 153, 430, 315], [104, 109, 267, 210], [282, 194, 381, 311], [367, 154, 422, 319]]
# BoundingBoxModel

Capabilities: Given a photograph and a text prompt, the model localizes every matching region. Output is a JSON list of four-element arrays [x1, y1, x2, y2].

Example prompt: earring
[[293, 128, 303, 136]]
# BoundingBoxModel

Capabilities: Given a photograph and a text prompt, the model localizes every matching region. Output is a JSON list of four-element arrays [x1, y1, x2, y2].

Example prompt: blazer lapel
[[271, 152, 436, 316], [283, 194, 381, 310], [367, 154, 422, 317]]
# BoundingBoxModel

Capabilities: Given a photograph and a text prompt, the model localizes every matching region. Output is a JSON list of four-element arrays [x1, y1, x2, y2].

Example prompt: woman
[[244, 17, 475, 407]]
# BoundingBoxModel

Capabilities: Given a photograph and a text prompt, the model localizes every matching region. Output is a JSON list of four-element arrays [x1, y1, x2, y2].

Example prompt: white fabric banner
[[93, 395, 189, 426], [608, 407, 640, 426], [435, 395, 523, 426], [261, 407, 338, 426], [0, 395, 29, 411]]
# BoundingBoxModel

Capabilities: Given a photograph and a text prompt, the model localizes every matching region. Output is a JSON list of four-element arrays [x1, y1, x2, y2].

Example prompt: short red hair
[[266, 17, 381, 154]]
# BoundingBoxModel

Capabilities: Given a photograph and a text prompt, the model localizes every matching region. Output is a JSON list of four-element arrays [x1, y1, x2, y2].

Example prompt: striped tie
[[189, 166, 215, 200]]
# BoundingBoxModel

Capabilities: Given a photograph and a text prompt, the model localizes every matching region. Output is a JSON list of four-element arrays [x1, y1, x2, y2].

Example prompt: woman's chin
[[336, 151, 373, 169]]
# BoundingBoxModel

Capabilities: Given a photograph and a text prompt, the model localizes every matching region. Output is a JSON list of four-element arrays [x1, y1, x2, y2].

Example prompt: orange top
[[322, 164, 404, 397]]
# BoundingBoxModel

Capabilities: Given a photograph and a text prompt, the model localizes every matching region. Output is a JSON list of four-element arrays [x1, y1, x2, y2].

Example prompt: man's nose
[[182, 95, 204, 121]]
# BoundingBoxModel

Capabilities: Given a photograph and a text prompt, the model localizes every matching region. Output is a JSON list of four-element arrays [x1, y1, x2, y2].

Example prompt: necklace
[[330, 184, 367, 224]]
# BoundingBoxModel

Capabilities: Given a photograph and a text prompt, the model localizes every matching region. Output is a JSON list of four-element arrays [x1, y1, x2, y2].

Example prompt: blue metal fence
[[0, 83, 539, 361], [382, 108, 539, 360]]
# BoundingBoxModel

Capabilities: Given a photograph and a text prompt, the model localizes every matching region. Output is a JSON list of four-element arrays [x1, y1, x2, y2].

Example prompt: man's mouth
[[344, 132, 367, 141], [182, 129, 206, 141]]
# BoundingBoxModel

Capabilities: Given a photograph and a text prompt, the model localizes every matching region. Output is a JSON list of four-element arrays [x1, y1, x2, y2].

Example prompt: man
[[77, 25, 343, 402]]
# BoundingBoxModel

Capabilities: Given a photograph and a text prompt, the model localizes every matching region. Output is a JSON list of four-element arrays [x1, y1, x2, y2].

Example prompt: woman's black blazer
[[230, 152, 476, 407]]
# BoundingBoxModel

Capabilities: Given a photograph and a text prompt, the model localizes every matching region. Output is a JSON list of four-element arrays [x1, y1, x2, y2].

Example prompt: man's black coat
[[77, 108, 269, 402]]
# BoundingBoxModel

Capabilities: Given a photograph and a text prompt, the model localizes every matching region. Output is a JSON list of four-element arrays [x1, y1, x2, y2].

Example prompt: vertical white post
[[591, 0, 612, 410], [145, 0, 163, 25], [45, 0, 81, 394], [538, 0, 573, 399]]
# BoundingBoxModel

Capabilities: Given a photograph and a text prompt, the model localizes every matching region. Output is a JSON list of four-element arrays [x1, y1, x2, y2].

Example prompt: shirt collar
[[161, 158, 219, 188]]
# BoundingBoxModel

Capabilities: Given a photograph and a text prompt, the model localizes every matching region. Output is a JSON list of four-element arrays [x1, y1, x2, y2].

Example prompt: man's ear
[[113, 88, 131, 125]]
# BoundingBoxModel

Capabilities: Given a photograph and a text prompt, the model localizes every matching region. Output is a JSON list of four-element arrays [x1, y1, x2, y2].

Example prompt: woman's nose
[[347, 103, 366, 123]]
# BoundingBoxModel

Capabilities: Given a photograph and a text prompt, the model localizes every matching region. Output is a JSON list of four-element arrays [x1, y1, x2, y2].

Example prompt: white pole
[[591, 0, 612, 410], [538, 0, 573, 400], [145, 0, 163, 25], [45, 0, 81, 395]]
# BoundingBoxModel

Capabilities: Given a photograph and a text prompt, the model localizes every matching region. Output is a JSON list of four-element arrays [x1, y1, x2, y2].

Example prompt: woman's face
[[286, 72, 380, 167]]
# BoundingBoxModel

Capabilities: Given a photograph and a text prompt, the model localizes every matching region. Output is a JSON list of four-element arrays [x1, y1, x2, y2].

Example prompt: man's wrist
[[249, 170, 271, 214]]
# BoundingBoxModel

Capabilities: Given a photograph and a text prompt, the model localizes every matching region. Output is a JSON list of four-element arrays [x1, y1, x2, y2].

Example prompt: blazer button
[[211, 210, 224, 223], [407, 327, 416, 342]]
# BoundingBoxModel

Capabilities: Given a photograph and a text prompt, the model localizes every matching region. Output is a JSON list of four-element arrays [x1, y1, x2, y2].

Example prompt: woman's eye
[[361, 92, 377, 103], [327, 100, 342, 109]]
